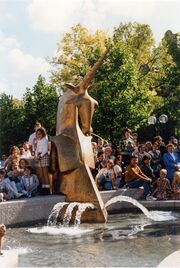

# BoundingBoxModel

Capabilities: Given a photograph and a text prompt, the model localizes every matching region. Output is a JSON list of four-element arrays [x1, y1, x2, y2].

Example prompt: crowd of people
[[0, 122, 51, 201], [0, 124, 180, 202], [92, 128, 180, 201]]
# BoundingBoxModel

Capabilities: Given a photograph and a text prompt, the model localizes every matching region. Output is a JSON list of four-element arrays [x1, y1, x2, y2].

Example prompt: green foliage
[[152, 30, 180, 135], [50, 23, 158, 143], [50, 24, 108, 90], [0, 76, 59, 156], [91, 32, 155, 142], [23, 75, 59, 137], [0, 94, 25, 155]]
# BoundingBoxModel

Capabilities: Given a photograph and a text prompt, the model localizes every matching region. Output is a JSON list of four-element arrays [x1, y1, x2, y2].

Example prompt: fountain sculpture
[[50, 48, 109, 223]]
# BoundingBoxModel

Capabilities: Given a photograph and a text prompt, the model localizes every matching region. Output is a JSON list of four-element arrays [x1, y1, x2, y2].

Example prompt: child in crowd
[[0, 169, 22, 201], [96, 159, 115, 190], [21, 142, 32, 159], [34, 127, 50, 195], [19, 158, 29, 174], [21, 166, 39, 197], [7, 161, 20, 177], [172, 171, 180, 200], [153, 169, 172, 200], [9, 169, 23, 193], [114, 155, 125, 188]]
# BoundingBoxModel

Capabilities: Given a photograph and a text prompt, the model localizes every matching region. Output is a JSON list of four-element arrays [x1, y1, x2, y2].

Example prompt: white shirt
[[21, 150, 32, 159], [28, 132, 37, 152], [35, 137, 49, 157], [97, 167, 114, 181], [114, 164, 122, 177]]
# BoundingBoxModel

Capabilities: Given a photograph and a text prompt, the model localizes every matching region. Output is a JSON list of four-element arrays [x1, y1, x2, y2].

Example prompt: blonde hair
[[160, 169, 167, 175], [173, 171, 180, 185]]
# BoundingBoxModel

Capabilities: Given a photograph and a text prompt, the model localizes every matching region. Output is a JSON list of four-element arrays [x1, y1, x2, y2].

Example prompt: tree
[[50, 24, 108, 91], [23, 75, 59, 137], [0, 93, 24, 156], [51, 23, 157, 143], [151, 30, 180, 138], [0, 76, 59, 156]]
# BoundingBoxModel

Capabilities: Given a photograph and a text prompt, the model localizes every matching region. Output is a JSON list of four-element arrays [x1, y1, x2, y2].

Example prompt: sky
[[0, 0, 180, 99]]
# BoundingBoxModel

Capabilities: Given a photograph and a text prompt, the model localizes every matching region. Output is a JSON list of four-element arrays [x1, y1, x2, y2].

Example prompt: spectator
[[19, 158, 29, 172], [102, 146, 115, 166], [91, 151, 104, 178], [120, 128, 136, 166], [92, 142, 98, 162], [19, 158, 30, 176], [168, 136, 178, 147], [21, 166, 39, 197], [19, 147, 25, 157], [21, 142, 32, 159], [28, 121, 42, 155], [153, 136, 167, 157], [114, 155, 125, 188], [125, 155, 156, 200], [153, 169, 172, 200], [0, 169, 22, 200], [34, 127, 50, 195], [132, 144, 147, 165], [163, 144, 180, 184], [96, 159, 115, 190], [9, 169, 23, 193], [145, 141, 152, 152], [4, 146, 20, 172], [0, 155, 7, 168], [7, 161, 20, 177], [140, 154, 155, 181], [97, 138, 105, 152], [172, 171, 180, 200], [149, 142, 162, 179]]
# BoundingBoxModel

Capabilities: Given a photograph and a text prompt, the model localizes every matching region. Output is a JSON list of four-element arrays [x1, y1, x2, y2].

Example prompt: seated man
[[125, 155, 156, 200]]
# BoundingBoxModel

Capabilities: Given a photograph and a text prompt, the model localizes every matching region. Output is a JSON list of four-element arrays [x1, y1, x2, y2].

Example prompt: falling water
[[47, 202, 68, 226], [63, 202, 79, 226], [74, 203, 95, 225], [105, 196, 152, 218], [105, 195, 176, 221], [47, 202, 96, 226]]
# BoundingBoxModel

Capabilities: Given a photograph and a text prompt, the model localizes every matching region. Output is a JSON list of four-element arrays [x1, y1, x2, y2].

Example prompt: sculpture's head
[[65, 83, 98, 136], [64, 48, 109, 136]]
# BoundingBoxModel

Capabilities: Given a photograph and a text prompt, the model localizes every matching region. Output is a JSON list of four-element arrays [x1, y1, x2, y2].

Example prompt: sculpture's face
[[78, 92, 98, 136], [66, 88, 98, 136]]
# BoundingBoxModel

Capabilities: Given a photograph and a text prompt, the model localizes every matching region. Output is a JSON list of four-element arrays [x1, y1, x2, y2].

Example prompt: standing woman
[[34, 127, 50, 195]]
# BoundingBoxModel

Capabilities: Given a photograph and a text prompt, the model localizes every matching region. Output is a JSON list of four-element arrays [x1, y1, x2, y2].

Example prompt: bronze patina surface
[[50, 48, 109, 223]]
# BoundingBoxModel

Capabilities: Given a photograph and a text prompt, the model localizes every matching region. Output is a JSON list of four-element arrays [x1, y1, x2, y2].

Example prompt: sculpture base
[[60, 163, 108, 223]]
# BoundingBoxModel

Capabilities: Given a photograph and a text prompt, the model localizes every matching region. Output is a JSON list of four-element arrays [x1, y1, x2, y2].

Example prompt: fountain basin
[[1, 212, 180, 267], [0, 191, 180, 227]]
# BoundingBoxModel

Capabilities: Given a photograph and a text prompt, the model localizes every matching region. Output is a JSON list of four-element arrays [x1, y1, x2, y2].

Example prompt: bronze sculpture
[[50, 48, 109, 223]]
